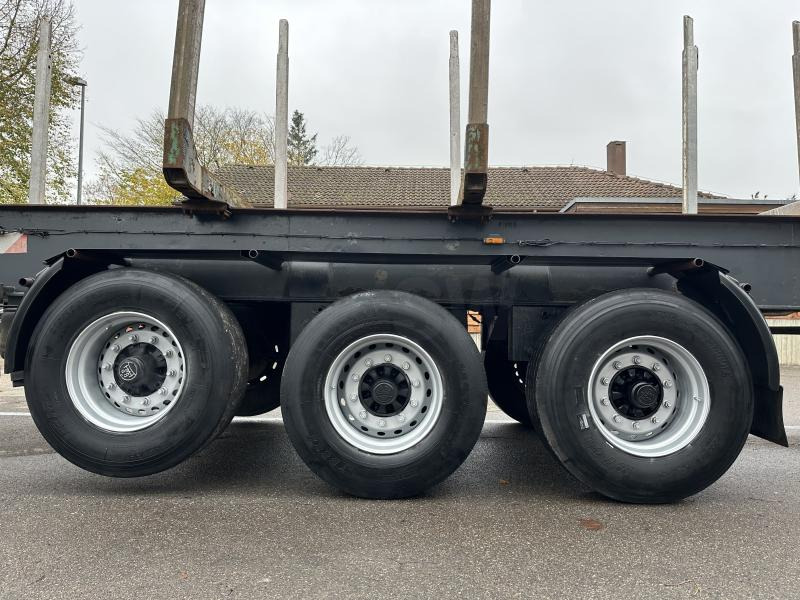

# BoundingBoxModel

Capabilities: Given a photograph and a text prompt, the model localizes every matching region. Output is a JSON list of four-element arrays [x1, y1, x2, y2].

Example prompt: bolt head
[[364, 359, 373, 367], [412, 380, 421, 388], [142, 398, 150, 406], [693, 395, 702, 403], [601, 398, 609, 406], [107, 383, 116, 391], [410, 401, 419, 408], [103, 363, 112, 371], [612, 361, 622, 370], [350, 393, 358, 402], [402, 362, 411, 371], [663, 401, 671, 409], [165, 350, 174, 358], [651, 417, 658, 424], [129, 334, 139, 343], [359, 411, 367, 419], [378, 419, 386, 427], [398, 415, 405, 423], [111, 344, 120, 352], [352, 373, 360, 382], [633, 355, 642, 365], [122, 395, 131, 404], [600, 377, 609, 386], [613, 415, 622, 423], [632, 422, 640, 429], [159, 388, 167, 396], [150, 336, 159, 345], [168, 370, 177, 377], [664, 380, 673, 389], [652, 364, 661, 372], [383, 354, 392, 363]]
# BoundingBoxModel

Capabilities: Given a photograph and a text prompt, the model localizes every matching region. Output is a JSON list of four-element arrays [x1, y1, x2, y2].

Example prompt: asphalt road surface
[[1, 370, 799, 600]]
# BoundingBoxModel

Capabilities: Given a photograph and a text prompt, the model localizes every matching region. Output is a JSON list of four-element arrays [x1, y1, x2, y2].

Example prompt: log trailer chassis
[[1, 0, 799, 502]]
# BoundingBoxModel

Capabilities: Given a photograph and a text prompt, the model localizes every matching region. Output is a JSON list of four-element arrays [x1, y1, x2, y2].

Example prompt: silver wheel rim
[[587, 335, 710, 458], [65, 312, 187, 433], [324, 334, 444, 455]]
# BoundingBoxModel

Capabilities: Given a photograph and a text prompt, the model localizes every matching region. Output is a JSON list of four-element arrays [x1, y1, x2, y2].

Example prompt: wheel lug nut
[[410, 401, 419, 408], [601, 398, 609, 406], [150, 336, 159, 344], [165, 350, 174, 358], [168, 370, 177, 377], [378, 419, 386, 427], [600, 377, 609, 386], [103, 363, 112, 371], [352, 373, 360, 382], [143, 398, 150, 406], [633, 356, 641, 365], [664, 380, 673, 389], [613, 415, 622, 423], [632, 422, 639, 430], [384, 354, 392, 363], [612, 361, 622, 370], [159, 388, 167, 396], [123, 395, 131, 404], [652, 364, 661, 372], [359, 411, 367, 419], [398, 415, 405, 423], [129, 334, 138, 342], [402, 362, 411, 371], [412, 380, 421, 388], [112, 344, 120, 352], [364, 359, 373, 367], [663, 401, 671, 409], [651, 417, 658, 424], [350, 393, 358, 402], [107, 383, 116, 391], [693, 395, 702, 403]]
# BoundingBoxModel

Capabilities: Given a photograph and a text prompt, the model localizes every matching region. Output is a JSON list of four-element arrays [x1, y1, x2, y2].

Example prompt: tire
[[281, 291, 487, 499], [25, 268, 248, 477], [529, 289, 753, 504], [484, 341, 531, 427], [234, 306, 288, 417]]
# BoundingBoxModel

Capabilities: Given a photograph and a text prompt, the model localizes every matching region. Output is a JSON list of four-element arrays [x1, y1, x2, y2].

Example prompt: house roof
[[213, 164, 725, 211]]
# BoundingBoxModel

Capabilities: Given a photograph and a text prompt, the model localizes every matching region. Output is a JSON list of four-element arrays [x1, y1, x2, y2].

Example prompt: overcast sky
[[70, 0, 800, 199]]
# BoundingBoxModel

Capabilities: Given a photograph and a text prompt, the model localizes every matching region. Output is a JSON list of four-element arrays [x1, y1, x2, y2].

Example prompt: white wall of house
[[767, 319, 800, 366]]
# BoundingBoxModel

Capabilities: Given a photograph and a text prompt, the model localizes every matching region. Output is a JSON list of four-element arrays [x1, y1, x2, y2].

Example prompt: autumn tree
[[0, 0, 80, 204]]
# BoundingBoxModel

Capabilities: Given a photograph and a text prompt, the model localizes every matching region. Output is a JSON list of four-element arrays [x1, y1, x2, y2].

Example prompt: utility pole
[[449, 31, 461, 206], [682, 15, 699, 215], [456, 0, 491, 210], [793, 21, 800, 190], [274, 19, 289, 210], [28, 17, 52, 204]]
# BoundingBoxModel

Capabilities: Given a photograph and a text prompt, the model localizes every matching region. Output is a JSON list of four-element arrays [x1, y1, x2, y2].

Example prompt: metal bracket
[[242, 250, 284, 271], [447, 203, 493, 222]]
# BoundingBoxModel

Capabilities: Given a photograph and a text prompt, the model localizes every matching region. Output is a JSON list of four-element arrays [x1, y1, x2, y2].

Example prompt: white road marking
[[0, 412, 31, 417]]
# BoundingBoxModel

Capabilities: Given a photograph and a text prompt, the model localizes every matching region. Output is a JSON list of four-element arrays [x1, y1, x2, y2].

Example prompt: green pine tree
[[287, 110, 318, 166]]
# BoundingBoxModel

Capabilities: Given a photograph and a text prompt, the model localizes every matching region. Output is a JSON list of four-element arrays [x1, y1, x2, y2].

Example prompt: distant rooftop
[[214, 164, 727, 212]]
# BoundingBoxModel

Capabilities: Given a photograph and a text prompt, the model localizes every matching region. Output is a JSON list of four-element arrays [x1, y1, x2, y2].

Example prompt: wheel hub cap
[[360, 365, 410, 416]]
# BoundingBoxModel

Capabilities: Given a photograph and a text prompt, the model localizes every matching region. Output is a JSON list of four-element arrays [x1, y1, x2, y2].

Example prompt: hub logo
[[118, 361, 139, 382]]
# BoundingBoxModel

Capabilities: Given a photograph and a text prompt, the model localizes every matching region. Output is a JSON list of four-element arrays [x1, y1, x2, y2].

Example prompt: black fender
[[679, 269, 786, 447], [3, 257, 109, 385]]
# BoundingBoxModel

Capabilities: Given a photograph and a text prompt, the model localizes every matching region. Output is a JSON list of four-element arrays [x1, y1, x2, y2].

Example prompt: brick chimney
[[607, 141, 627, 177]]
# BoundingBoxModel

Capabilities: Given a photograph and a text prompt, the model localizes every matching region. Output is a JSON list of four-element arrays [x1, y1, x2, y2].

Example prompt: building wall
[[767, 319, 800, 366]]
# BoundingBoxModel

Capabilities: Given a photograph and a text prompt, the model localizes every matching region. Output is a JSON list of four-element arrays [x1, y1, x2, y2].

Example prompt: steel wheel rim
[[65, 312, 187, 433], [587, 335, 710, 458], [324, 334, 444, 455]]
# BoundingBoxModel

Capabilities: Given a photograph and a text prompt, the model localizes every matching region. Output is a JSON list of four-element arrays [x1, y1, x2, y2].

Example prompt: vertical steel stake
[[28, 17, 52, 204], [792, 21, 800, 191], [167, 0, 204, 126], [682, 16, 699, 215], [274, 19, 290, 210], [449, 30, 462, 206]]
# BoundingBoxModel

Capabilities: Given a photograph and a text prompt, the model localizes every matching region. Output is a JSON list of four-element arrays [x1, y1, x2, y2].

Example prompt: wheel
[[234, 306, 288, 417], [25, 268, 248, 477], [484, 341, 531, 426], [529, 289, 753, 504], [281, 291, 487, 499]]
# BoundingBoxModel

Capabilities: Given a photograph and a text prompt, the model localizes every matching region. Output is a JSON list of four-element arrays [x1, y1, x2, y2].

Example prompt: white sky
[[70, 0, 800, 199]]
